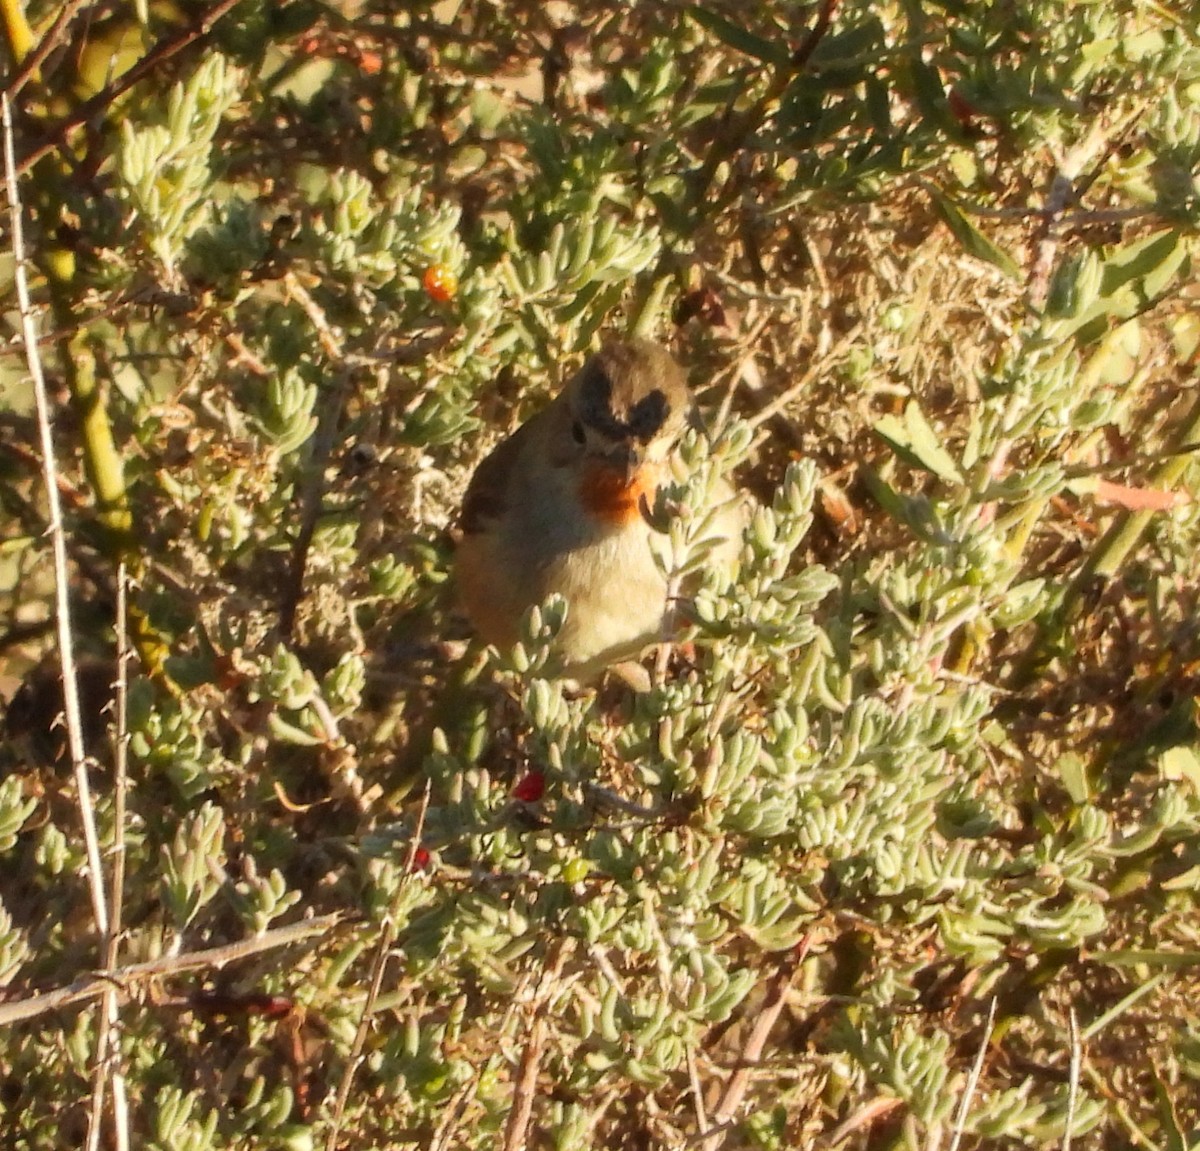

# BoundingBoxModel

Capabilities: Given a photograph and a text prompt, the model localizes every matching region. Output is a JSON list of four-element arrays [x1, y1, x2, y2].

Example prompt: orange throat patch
[[578, 463, 653, 525]]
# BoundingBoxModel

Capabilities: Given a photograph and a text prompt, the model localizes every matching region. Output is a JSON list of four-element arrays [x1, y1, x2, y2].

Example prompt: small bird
[[455, 338, 742, 681]]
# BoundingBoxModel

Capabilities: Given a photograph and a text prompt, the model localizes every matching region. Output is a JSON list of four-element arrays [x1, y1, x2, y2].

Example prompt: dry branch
[[699, 939, 808, 1151], [16, 0, 246, 174], [325, 785, 432, 1151], [3, 93, 116, 1140], [86, 563, 133, 1151], [501, 940, 569, 1151], [0, 914, 347, 1028]]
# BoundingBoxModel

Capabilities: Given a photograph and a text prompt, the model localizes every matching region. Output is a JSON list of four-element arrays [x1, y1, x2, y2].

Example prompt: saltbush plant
[[1, 1, 1198, 1148]]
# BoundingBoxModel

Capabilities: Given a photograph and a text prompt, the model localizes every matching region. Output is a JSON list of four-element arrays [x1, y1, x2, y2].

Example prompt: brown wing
[[456, 411, 549, 648], [458, 412, 542, 536]]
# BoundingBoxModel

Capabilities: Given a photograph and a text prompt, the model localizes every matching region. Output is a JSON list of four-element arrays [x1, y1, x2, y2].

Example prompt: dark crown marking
[[576, 340, 683, 444]]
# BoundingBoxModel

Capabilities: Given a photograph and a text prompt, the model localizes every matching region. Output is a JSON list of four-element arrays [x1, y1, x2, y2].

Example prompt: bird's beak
[[606, 443, 644, 484]]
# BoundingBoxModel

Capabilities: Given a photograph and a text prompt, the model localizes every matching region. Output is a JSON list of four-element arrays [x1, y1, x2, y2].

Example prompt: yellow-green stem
[[0, 0, 34, 69]]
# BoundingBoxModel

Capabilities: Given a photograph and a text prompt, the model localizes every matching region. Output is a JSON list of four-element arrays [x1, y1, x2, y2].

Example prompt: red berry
[[512, 771, 546, 803], [423, 264, 458, 303]]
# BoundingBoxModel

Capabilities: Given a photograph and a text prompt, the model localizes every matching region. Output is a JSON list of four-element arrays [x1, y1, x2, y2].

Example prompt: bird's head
[[557, 339, 695, 525]]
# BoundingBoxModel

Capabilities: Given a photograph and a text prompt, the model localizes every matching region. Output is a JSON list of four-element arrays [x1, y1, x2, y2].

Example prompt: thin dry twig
[[792, 0, 840, 69], [823, 1096, 906, 1148], [0, 0, 91, 102], [687, 1044, 711, 1143], [429, 1081, 477, 1151], [2, 93, 115, 1110], [1026, 104, 1147, 308], [0, 913, 347, 1028], [745, 322, 862, 434], [686, 0, 839, 213], [1063, 1007, 1081, 1151], [17, 0, 246, 174], [699, 938, 809, 1151], [713, 311, 773, 434], [3, 88, 110, 931], [86, 563, 133, 1151], [325, 782, 432, 1151], [947, 996, 997, 1151], [501, 939, 570, 1151], [502, 999, 551, 1151], [285, 270, 346, 361]]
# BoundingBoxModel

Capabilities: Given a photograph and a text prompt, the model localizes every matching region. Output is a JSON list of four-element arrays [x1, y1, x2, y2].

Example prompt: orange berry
[[423, 264, 458, 303]]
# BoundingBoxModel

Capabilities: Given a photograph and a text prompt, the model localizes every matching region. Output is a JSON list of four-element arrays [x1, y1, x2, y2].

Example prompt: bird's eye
[[571, 421, 586, 446]]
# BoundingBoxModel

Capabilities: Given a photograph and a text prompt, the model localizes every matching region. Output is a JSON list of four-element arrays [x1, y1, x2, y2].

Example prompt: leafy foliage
[[1, 1, 1199, 1148]]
